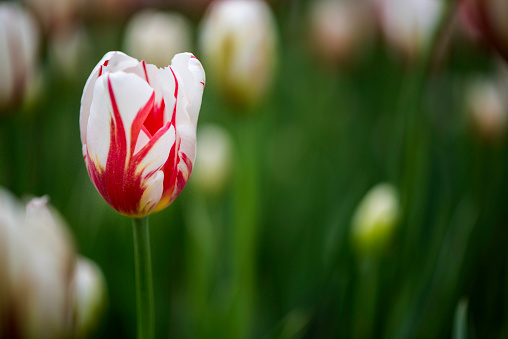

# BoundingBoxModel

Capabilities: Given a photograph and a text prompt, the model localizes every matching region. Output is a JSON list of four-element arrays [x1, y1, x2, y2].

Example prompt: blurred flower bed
[[1, 0, 508, 338]]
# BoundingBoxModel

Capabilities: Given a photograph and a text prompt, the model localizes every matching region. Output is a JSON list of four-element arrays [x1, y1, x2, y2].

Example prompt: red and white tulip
[[80, 51, 205, 217]]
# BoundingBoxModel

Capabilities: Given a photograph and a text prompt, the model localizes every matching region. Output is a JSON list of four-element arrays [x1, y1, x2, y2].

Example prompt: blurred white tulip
[[308, 0, 374, 67], [123, 9, 192, 68], [24, 0, 78, 32], [466, 73, 508, 143], [351, 183, 400, 257], [0, 3, 39, 109], [192, 124, 234, 196], [199, 0, 278, 109], [0, 189, 107, 339], [49, 25, 91, 79], [72, 256, 107, 339], [375, 0, 443, 60]]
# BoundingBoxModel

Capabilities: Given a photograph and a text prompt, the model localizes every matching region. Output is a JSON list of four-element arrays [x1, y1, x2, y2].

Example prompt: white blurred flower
[[199, 0, 278, 108], [23, 0, 78, 32], [0, 3, 39, 109], [0, 192, 75, 339], [72, 256, 107, 339], [466, 74, 508, 142], [192, 124, 234, 196], [123, 9, 192, 68], [0, 189, 107, 339], [375, 0, 443, 60], [351, 183, 400, 257], [308, 0, 374, 66], [49, 25, 91, 79]]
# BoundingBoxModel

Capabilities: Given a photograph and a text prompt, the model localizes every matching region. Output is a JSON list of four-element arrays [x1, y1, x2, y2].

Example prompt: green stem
[[132, 217, 154, 339]]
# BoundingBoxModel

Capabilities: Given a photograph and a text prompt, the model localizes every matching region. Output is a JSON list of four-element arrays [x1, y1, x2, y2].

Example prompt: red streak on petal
[[141, 125, 152, 139], [130, 91, 155, 155], [89, 76, 147, 216], [143, 99, 165, 136], [142, 60, 149, 84], [103, 60, 109, 66]]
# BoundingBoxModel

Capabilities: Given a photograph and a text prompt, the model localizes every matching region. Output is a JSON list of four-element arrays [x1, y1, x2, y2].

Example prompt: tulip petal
[[87, 72, 154, 170], [139, 171, 164, 215], [134, 124, 175, 180], [80, 51, 140, 145], [171, 53, 206, 127]]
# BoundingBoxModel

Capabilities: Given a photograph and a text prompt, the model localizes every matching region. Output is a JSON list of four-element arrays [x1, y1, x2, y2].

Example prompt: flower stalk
[[132, 217, 154, 339]]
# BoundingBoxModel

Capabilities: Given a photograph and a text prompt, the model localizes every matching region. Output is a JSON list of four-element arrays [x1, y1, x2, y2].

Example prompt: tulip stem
[[132, 216, 154, 339]]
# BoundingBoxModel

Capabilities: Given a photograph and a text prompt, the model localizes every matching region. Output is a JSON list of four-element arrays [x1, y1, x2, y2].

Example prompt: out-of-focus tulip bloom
[[72, 256, 107, 339], [0, 192, 75, 339], [49, 25, 91, 79], [308, 0, 374, 67], [0, 190, 108, 339], [0, 3, 39, 109], [466, 75, 508, 142], [351, 183, 400, 257], [124, 9, 192, 69], [199, 0, 278, 108], [24, 0, 78, 32], [375, 0, 443, 60], [459, 0, 508, 62], [192, 124, 233, 196], [80, 51, 206, 217]]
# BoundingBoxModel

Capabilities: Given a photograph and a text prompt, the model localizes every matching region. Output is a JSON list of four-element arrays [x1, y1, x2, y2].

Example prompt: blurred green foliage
[[1, 2, 508, 338]]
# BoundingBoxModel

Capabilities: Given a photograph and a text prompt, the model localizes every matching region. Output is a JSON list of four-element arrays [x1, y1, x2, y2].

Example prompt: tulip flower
[[466, 74, 508, 143], [192, 123, 234, 196], [351, 183, 400, 257], [374, 0, 443, 60], [0, 3, 39, 109], [81, 51, 205, 339], [0, 189, 107, 339], [123, 9, 192, 69], [308, 0, 374, 67], [80, 51, 206, 218], [73, 256, 107, 339], [199, 0, 278, 109]]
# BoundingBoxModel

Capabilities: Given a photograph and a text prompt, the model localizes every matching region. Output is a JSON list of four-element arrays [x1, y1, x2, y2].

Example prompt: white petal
[[80, 51, 140, 145], [86, 72, 154, 169], [157, 67, 177, 123], [139, 171, 164, 213], [134, 128, 150, 155], [170, 53, 205, 127], [137, 125, 175, 179], [177, 124, 196, 165]]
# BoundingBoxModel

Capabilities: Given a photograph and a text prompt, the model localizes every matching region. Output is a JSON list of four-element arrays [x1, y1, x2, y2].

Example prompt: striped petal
[[80, 51, 140, 145]]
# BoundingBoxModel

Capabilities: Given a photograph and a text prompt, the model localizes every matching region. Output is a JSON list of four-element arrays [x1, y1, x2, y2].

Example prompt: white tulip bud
[[375, 0, 443, 60], [123, 9, 192, 68], [192, 124, 234, 196], [0, 3, 39, 109], [0, 191, 76, 339], [49, 25, 91, 79], [466, 76, 508, 143], [199, 0, 278, 108], [308, 0, 374, 66], [72, 256, 107, 339], [351, 183, 400, 257]]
